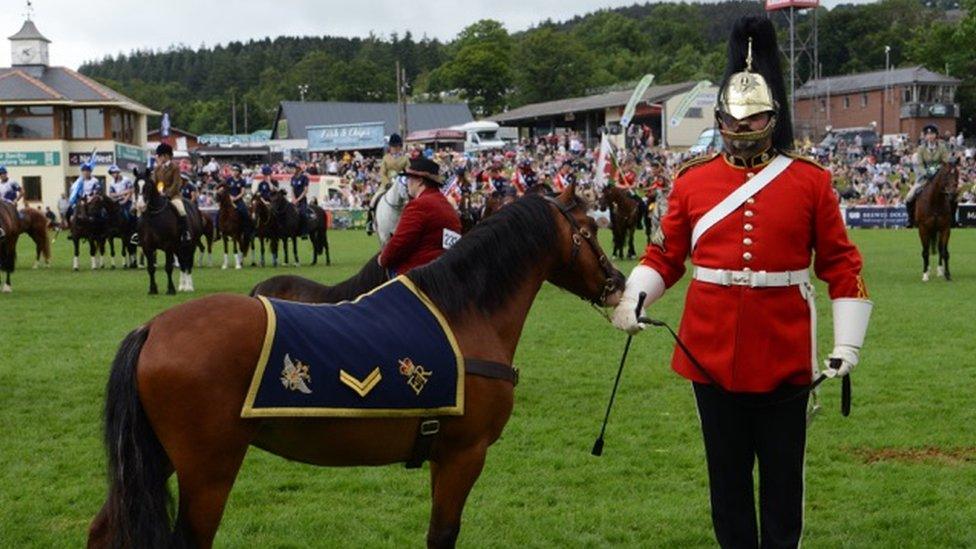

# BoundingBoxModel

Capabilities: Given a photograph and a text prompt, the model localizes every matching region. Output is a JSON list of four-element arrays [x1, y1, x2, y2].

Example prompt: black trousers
[[693, 382, 808, 549]]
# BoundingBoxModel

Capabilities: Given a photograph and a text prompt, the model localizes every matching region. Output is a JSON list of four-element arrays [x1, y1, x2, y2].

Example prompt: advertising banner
[[0, 151, 60, 167], [844, 206, 908, 228], [68, 151, 115, 166], [307, 122, 386, 152]]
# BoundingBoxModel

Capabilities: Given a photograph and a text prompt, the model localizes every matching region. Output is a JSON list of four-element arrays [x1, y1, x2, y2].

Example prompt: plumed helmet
[[717, 16, 793, 151], [388, 133, 403, 148]]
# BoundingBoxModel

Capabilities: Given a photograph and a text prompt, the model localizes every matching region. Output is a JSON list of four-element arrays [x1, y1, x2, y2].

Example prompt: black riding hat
[[923, 124, 939, 135], [389, 133, 403, 148], [400, 157, 443, 186], [155, 143, 173, 156]]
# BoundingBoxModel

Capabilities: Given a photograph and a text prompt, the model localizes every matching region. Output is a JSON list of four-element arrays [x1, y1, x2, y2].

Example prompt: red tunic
[[380, 187, 462, 274], [641, 153, 868, 392]]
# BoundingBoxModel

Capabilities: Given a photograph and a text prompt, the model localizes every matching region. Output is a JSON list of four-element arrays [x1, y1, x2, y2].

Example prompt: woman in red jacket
[[379, 157, 462, 275]]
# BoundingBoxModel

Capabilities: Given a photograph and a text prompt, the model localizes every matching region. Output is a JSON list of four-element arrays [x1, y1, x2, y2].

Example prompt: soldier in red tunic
[[379, 157, 462, 275], [612, 17, 873, 548]]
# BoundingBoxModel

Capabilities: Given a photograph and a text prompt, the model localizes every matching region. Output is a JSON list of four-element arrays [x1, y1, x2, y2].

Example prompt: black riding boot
[[365, 208, 375, 236], [178, 216, 191, 243], [951, 199, 959, 227], [905, 198, 916, 228]]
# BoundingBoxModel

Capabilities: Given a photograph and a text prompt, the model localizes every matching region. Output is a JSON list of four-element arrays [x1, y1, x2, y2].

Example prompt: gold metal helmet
[[717, 38, 777, 121]]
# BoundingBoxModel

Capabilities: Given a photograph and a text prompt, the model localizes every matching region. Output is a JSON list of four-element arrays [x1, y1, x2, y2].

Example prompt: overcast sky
[[3, 0, 873, 70]]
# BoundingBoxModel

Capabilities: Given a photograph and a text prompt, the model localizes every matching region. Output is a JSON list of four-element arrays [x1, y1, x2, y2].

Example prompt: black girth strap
[[405, 358, 519, 469]]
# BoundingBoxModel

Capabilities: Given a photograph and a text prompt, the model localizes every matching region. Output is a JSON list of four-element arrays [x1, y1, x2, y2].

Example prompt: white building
[[0, 18, 157, 210]]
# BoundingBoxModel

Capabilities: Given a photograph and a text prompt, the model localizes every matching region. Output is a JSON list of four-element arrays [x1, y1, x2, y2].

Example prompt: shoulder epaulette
[[674, 152, 719, 178], [783, 150, 827, 171]]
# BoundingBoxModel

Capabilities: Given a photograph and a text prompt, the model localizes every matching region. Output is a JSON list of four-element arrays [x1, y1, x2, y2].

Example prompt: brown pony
[[482, 191, 517, 219], [916, 161, 959, 282], [88, 187, 624, 548], [0, 201, 21, 292], [215, 183, 252, 270], [601, 185, 640, 259], [20, 207, 51, 269]]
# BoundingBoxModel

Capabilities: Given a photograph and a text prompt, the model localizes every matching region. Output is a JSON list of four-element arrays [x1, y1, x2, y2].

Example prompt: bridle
[[544, 195, 619, 308]]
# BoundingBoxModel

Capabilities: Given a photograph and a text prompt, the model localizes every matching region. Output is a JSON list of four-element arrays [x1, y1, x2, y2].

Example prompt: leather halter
[[544, 195, 618, 306]]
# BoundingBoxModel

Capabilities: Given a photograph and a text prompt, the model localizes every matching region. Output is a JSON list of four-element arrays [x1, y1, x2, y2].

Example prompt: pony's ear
[[558, 181, 577, 205]]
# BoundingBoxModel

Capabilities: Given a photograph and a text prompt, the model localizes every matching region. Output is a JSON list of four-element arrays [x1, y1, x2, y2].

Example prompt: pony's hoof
[[235, 265, 242, 270], [221, 265, 228, 270], [166, 289, 176, 295], [149, 289, 158, 295], [922, 273, 930, 282], [1, 284, 12, 293]]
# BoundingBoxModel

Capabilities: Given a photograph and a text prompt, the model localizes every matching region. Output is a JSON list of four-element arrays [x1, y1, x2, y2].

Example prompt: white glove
[[611, 265, 666, 335], [824, 344, 858, 378], [824, 298, 873, 378]]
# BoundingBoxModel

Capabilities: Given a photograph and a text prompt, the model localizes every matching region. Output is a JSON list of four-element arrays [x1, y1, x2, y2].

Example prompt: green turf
[[1, 227, 974, 548]]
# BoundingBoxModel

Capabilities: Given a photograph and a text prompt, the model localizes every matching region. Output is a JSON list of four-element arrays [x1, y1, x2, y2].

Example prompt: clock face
[[21, 47, 34, 58]]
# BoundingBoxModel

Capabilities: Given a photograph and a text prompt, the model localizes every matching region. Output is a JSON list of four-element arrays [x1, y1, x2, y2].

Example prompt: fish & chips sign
[[307, 122, 386, 152]]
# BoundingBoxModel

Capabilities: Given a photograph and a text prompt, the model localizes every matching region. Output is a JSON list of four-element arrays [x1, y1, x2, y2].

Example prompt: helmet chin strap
[[719, 114, 777, 160]]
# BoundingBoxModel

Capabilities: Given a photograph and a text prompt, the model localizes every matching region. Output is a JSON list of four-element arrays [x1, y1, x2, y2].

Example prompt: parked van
[[451, 121, 507, 153], [688, 127, 722, 156]]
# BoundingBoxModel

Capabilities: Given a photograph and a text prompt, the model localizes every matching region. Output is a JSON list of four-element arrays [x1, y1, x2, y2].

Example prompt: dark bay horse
[[270, 191, 303, 266], [306, 202, 331, 266], [250, 196, 277, 267], [0, 201, 21, 292], [20, 207, 52, 269], [103, 200, 138, 269], [134, 169, 204, 294], [88, 187, 624, 548], [916, 162, 959, 282], [70, 195, 109, 271], [216, 184, 251, 270], [601, 185, 640, 259], [250, 251, 386, 302]]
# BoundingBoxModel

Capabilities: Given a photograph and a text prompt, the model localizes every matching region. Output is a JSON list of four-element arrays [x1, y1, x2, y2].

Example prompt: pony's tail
[[38, 220, 51, 262], [101, 326, 179, 548]]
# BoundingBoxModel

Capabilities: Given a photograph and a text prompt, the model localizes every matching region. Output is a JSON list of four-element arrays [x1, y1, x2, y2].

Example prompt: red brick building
[[794, 66, 961, 141]]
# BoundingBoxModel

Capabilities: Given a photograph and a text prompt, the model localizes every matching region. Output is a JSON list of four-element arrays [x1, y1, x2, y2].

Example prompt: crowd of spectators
[[169, 129, 976, 215]]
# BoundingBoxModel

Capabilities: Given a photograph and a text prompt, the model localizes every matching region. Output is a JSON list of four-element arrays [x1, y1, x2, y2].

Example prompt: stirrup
[[129, 234, 140, 245]]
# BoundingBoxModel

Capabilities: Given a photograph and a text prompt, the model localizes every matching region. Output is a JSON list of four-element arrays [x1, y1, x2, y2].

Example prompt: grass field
[[1, 227, 975, 548]]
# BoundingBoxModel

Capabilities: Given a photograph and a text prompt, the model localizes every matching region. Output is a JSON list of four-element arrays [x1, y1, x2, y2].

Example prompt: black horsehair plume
[[720, 16, 794, 151]]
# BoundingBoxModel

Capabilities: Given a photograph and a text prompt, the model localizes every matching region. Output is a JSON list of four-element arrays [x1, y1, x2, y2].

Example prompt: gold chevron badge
[[339, 367, 382, 398]]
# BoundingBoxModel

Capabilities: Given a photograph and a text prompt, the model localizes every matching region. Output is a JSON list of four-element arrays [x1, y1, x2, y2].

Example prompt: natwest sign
[[766, 0, 819, 10]]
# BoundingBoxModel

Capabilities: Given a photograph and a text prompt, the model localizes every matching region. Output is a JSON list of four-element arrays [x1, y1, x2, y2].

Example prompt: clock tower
[[9, 19, 50, 67]]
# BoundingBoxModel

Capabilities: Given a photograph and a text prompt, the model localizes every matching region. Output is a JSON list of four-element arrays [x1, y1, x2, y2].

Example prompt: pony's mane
[[408, 194, 559, 318]]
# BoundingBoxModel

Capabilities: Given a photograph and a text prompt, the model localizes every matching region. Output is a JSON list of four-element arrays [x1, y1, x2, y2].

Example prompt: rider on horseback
[[256, 165, 277, 203], [905, 125, 952, 228], [0, 166, 24, 211], [367, 133, 409, 235], [289, 162, 312, 235], [153, 143, 191, 242], [66, 163, 101, 221], [107, 165, 134, 221], [226, 164, 253, 235]]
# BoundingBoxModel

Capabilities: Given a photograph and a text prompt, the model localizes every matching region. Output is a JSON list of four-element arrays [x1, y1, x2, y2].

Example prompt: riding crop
[[591, 291, 646, 457]]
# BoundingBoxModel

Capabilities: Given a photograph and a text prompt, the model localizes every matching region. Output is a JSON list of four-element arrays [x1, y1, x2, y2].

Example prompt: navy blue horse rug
[[241, 276, 464, 418]]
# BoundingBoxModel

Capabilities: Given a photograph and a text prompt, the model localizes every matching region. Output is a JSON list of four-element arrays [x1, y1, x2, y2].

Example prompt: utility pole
[[231, 90, 237, 135], [244, 98, 249, 135], [298, 84, 309, 102], [401, 65, 409, 136]]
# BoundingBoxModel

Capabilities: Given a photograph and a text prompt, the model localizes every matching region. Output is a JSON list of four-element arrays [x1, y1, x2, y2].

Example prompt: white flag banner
[[669, 80, 712, 128], [620, 74, 655, 129]]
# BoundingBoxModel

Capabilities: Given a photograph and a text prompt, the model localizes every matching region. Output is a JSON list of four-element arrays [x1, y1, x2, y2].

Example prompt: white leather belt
[[693, 265, 822, 410], [692, 266, 810, 288]]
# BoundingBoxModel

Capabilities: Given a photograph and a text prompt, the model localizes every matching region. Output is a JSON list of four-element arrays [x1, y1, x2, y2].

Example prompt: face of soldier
[[719, 111, 773, 159], [925, 132, 937, 144]]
